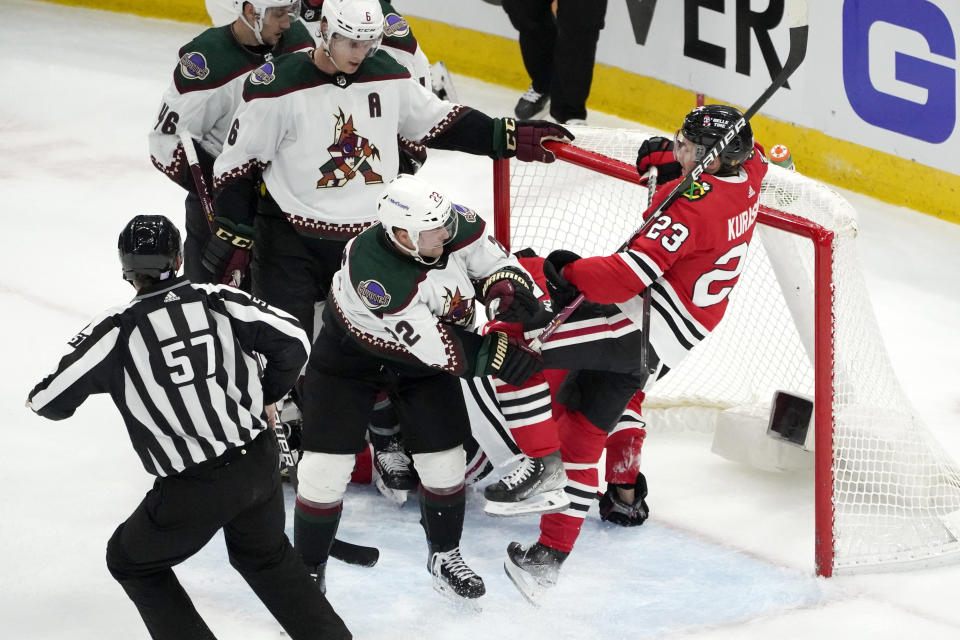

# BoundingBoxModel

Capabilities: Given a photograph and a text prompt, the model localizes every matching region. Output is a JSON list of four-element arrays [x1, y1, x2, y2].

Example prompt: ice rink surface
[[2, 1, 959, 638]]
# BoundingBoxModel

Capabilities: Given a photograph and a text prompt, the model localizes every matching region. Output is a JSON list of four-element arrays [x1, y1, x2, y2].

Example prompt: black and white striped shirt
[[28, 276, 309, 477]]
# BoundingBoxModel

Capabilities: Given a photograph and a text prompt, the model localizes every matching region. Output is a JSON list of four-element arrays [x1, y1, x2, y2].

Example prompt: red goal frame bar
[[492, 143, 838, 577]]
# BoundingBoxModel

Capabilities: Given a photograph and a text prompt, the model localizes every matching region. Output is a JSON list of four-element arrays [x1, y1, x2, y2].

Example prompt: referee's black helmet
[[118, 215, 182, 281]]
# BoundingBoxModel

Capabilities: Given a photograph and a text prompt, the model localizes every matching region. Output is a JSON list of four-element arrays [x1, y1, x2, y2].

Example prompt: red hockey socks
[[538, 408, 608, 553], [604, 391, 646, 485]]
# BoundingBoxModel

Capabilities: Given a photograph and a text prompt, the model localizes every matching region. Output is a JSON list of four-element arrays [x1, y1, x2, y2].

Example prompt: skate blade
[[503, 560, 546, 606], [374, 471, 409, 507], [484, 489, 570, 517], [431, 579, 483, 612]]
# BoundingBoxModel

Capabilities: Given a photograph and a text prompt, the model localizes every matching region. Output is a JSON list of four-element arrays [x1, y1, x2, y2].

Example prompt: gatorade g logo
[[842, 0, 956, 143]]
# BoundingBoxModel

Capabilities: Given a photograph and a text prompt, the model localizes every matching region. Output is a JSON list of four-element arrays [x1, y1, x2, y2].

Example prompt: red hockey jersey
[[563, 143, 768, 368]]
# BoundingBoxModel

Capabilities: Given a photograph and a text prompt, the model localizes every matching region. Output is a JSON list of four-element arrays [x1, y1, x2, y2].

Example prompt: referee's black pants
[[105, 429, 351, 640]]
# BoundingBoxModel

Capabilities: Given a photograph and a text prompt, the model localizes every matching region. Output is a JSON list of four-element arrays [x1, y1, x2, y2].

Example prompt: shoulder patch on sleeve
[[383, 13, 411, 38], [680, 179, 713, 202]]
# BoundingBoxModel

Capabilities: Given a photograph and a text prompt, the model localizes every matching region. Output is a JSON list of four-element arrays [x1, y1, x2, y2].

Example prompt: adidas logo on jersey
[[748, 185, 756, 198], [163, 291, 180, 303]]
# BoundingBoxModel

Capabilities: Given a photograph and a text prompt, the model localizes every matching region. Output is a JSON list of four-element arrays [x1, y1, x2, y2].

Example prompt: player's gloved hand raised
[[498, 117, 574, 163], [477, 331, 543, 387], [636, 136, 683, 183], [542, 249, 582, 308], [481, 268, 542, 323], [201, 218, 254, 286]]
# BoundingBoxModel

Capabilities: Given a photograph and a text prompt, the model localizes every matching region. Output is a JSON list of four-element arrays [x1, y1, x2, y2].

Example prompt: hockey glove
[[635, 136, 683, 183], [481, 268, 542, 323], [542, 249, 582, 309], [598, 472, 650, 527], [477, 331, 543, 387], [201, 218, 254, 286], [496, 118, 574, 163], [397, 135, 427, 175]]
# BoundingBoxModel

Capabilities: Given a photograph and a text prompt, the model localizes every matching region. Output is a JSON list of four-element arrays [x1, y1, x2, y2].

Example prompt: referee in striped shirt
[[26, 215, 350, 640]]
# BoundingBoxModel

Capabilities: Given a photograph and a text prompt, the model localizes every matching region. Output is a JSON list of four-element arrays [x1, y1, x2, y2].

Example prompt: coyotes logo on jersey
[[317, 109, 382, 188], [440, 287, 474, 327]]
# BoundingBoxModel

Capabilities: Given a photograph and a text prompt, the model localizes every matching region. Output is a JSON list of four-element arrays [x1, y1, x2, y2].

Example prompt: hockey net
[[491, 126, 960, 577]]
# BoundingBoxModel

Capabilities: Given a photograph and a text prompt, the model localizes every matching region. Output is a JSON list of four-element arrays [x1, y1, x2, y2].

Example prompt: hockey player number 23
[[691, 243, 749, 307], [645, 215, 689, 253], [161, 334, 217, 385]]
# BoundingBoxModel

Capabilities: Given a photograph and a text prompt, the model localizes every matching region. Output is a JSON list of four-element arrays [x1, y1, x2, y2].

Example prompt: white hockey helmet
[[378, 174, 459, 264], [320, 0, 384, 50], [234, 0, 301, 45]]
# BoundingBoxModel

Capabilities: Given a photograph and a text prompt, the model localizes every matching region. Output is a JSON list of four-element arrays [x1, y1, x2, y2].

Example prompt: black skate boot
[[427, 546, 486, 601], [373, 438, 419, 505], [514, 85, 549, 119], [599, 471, 650, 527], [503, 541, 569, 605], [483, 451, 569, 516], [309, 563, 326, 594]]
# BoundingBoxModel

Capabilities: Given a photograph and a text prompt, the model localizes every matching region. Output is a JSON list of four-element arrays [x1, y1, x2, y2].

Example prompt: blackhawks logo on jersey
[[681, 180, 712, 202], [317, 109, 382, 188], [441, 287, 474, 326]]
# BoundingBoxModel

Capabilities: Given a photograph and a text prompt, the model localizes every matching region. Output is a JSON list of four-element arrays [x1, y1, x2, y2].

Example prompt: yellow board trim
[[36, 1, 960, 223]]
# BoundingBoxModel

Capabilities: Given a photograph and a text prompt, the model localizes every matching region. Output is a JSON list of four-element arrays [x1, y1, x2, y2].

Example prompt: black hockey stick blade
[[330, 538, 380, 567]]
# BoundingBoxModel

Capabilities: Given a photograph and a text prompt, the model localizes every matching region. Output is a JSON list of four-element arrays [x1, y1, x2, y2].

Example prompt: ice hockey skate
[[427, 546, 485, 604], [429, 61, 458, 102], [514, 84, 549, 119], [503, 541, 569, 605], [372, 439, 418, 506], [483, 451, 569, 517]]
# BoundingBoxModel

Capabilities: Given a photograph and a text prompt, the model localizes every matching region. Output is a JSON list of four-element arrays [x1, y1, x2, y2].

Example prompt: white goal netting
[[497, 126, 960, 575]]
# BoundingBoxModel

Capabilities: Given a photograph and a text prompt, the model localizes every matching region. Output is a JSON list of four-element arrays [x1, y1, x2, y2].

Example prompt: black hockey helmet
[[680, 104, 754, 170], [118, 215, 182, 282]]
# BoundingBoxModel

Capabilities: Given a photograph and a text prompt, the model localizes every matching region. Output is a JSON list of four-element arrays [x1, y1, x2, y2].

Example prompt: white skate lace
[[519, 86, 544, 103], [376, 447, 412, 475], [500, 455, 537, 490], [436, 548, 478, 580]]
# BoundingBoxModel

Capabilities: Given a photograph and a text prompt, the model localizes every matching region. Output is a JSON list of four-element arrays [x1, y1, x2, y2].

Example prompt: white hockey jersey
[[329, 208, 529, 375], [212, 48, 464, 239], [148, 22, 314, 188]]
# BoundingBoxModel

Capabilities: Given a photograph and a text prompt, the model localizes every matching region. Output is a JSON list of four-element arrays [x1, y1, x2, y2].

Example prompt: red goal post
[[491, 131, 960, 577]]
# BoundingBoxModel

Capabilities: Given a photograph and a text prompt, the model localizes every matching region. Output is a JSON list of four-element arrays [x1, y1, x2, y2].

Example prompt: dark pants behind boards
[[252, 214, 347, 342], [502, 0, 609, 122], [105, 429, 351, 640]]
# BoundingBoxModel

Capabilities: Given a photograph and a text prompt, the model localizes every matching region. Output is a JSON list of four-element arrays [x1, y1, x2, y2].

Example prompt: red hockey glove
[[481, 268, 542, 323], [201, 218, 253, 286], [542, 249, 582, 308], [497, 118, 574, 163], [477, 331, 543, 387], [635, 136, 683, 182]]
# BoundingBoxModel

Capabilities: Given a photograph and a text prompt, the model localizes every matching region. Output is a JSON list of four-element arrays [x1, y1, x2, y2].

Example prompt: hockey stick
[[529, 0, 809, 351], [330, 537, 380, 567], [178, 132, 242, 288], [638, 165, 658, 375]]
